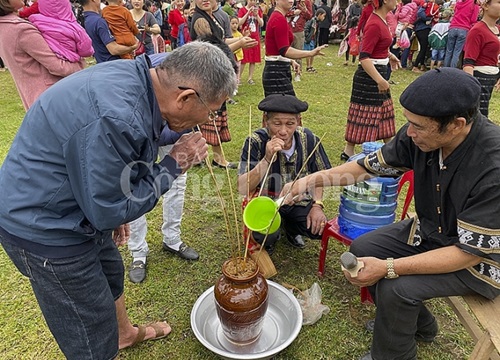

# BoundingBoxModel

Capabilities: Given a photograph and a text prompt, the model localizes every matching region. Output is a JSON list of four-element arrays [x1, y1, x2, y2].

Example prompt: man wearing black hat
[[237, 93, 331, 253], [281, 68, 500, 360]]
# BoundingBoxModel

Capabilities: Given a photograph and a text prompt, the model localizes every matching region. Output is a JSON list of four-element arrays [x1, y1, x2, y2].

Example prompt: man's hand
[[307, 205, 327, 235], [279, 177, 309, 204], [169, 132, 208, 173], [343, 256, 387, 287], [311, 44, 328, 57], [240, 36, 258, 49], [112, 223, 130, 247], [291, 60, 301, 75], [265, 136, 285, 162]]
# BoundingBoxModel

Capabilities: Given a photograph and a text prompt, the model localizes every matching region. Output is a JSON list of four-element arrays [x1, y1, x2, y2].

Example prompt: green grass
[[0, 45, 499, 360]]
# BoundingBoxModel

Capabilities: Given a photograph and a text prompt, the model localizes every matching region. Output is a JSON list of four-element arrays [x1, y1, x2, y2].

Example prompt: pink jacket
[[397, 2, 418, 25], [387, 11, 397, 37], [29, 0, 94, 62], [449, 0, 480, 31], [0, 14, 84, 110]]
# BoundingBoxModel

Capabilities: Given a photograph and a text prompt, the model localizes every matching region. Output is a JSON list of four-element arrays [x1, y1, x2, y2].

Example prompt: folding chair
[[318, 170, 415, 303]]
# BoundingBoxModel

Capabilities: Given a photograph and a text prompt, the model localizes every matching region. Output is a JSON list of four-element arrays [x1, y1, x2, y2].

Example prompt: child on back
[[27, 0, 94, 62], [428, 9, 452, 69], [102, 0, 140, 59], [395, 0, 418, 47]]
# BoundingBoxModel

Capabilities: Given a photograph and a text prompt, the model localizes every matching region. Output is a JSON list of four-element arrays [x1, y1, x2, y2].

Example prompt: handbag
[[135, 14, 149, 57], [135, 41, 145, 57]]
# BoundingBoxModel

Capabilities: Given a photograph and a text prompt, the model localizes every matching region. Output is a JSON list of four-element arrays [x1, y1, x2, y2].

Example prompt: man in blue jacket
[[0, 42, 236, 359]]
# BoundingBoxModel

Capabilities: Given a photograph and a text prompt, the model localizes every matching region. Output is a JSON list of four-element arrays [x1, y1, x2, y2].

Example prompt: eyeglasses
[[178, 86, 217, 122]]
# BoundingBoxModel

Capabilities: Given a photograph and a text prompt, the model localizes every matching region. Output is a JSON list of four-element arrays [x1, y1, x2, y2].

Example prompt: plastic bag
[[338, 38, 348, 57], [398, 30, 410, 49], [349, 37, 360, 57], [290, 282, 330, 325]]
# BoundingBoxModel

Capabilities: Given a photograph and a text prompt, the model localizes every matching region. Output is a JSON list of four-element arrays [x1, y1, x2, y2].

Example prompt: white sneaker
[[294, 75, 301, 82]]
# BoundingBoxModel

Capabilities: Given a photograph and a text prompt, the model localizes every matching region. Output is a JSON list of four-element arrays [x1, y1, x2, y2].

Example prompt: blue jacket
[[414, 6, 431, 32], [0, 56, 181, 251]]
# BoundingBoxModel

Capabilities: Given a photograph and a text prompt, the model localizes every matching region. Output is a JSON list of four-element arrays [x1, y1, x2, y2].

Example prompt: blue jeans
[[1, 236, 124, 360], [400, 28, 414, 68], [431, 49, 445, 62], [444, 27, 467, 68]]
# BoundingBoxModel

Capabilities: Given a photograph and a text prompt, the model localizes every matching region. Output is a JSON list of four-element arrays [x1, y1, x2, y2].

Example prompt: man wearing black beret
[[237, 93, 331, 254], [282, 68, 500, 360]]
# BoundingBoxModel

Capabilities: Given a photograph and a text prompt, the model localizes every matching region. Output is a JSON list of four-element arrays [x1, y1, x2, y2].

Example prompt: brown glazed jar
[[214, 257, 269, 345]]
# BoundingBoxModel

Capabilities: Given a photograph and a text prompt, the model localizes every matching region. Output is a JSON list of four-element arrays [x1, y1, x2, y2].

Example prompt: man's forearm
[[393, 246, 483, 276]]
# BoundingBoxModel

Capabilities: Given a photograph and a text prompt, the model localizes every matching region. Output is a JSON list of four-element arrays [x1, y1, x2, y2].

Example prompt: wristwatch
[[385, 258, 399, 279], [312, 200, 324, 209]]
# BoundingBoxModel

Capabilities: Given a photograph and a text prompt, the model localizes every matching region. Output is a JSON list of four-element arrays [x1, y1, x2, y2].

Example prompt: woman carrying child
[[462, 0, 500, 116], [0, 0, 85, 110], [102, 0, 139, 59], [27, 0, 94, 62], [341, 0, 400, 160]]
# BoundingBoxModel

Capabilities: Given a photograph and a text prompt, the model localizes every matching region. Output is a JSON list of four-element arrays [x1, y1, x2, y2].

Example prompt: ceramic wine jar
[[214, 257, 269, 344]]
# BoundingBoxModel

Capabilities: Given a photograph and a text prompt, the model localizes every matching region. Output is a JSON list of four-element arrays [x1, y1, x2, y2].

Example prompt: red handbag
[[135, 31, 147, 57]]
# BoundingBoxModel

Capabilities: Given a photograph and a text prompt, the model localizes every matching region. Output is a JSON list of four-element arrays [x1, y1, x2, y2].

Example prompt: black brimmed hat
[[400, 68, 481, 117], [258, 94, 309, 114]]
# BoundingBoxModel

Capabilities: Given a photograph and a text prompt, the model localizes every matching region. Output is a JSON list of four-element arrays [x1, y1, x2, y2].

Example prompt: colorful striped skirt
[[474, 70, 499, 117], [262, 60, 295, 97], [345, 64, 396, 144], [199, 102, 231, 146]]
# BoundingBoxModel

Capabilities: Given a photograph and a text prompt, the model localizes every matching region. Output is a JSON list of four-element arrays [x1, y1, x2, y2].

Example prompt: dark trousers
[[350, 219, 477, 360], [414, 28, 430, 68], [253, 202, 320, 248], [318, 27, 330, 46]]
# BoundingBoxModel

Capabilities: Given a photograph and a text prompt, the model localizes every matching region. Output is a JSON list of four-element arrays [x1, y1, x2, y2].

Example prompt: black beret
[[258, 94, 309, 114], [400, 68, 481, 117]]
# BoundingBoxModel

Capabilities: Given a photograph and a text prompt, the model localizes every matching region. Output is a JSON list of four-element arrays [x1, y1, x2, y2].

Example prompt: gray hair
[[156, 42, 237, 103]]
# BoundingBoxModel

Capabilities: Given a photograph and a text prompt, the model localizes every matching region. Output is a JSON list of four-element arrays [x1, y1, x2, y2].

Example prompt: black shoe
[[359, 353, 373, 360], [365, 319, 375, 332], [162, 242, 199, 260], [211, 160, 239, 169], [129, 260, 147, 283], [264, 243, 276, 255], [286, 233, 305, 249], [415, 318, 438, 342], [340, 152, 350, 162], [365, 318, 438, 342]]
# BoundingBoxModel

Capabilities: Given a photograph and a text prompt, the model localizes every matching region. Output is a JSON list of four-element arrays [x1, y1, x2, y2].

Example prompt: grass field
[[0, 45, 499, 360]]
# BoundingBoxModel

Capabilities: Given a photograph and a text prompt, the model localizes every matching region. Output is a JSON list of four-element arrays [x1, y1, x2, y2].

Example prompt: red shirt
[[168, 8, 185, 38], [286, 0, 312, 33], [265, 11, 294, 56], [359, 13, 393, 60], [463, 21, 500, 67]]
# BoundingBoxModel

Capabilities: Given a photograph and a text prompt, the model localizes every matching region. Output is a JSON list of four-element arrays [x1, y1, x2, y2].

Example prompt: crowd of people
[[0, 0, 499, 359]]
